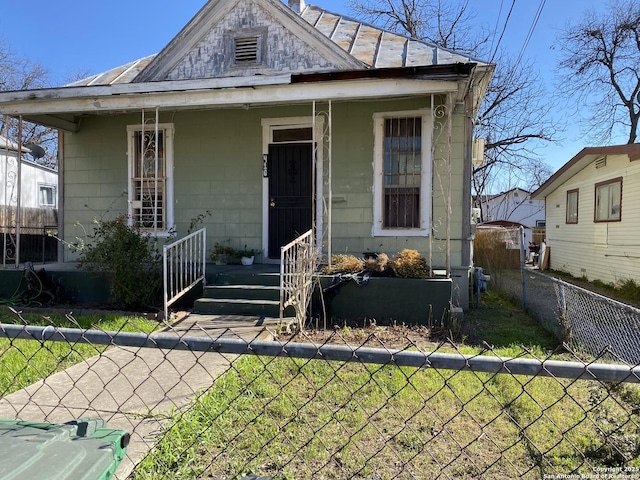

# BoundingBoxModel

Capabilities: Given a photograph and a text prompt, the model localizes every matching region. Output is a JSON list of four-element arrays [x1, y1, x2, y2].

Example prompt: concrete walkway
[[0, 313, 283, 479]]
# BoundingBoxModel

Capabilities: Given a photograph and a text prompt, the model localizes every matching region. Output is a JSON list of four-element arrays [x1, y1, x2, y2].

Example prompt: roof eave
[[0, 73, 465, 132], [531, 143, 640, 199]]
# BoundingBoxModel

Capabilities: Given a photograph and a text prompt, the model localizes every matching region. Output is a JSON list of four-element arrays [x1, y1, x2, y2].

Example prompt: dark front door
[[268, 143, 313, 259]]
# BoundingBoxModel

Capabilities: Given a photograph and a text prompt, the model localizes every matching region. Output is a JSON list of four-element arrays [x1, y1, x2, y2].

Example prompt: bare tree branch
[[347, 0, 560, 207], [556, 0, 640, 144], [0, 36, 57, 168]]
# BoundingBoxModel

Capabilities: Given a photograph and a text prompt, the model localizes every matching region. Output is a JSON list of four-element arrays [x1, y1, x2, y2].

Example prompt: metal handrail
[[280, 230, 316, 329], [163, 228, 206, 320]]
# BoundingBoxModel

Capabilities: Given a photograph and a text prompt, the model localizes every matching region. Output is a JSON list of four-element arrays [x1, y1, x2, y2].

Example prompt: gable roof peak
[[133, 0, 364, 83]]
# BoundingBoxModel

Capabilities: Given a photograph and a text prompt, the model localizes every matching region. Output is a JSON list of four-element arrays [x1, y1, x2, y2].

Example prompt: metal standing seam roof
[[300, 5, 483, 68], [68, 3, 487, 88]]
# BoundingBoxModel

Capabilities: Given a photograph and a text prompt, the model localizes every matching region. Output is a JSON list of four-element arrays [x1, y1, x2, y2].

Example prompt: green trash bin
[[0, 418, 129, 480]]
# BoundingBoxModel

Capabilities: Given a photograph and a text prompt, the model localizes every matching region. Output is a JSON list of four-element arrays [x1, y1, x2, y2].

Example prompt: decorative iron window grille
[[131, 129, 166, 232], [383, 117, 422, 229]]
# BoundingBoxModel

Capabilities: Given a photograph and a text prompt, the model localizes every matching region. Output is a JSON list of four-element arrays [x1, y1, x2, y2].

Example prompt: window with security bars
[[383, 117, 422, 229], [128, 125, 172, 233]]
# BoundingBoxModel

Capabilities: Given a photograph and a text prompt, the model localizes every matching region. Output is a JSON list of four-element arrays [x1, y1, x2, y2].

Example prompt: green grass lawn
[[132, 290, 640, 479], [0, 310, 159, 397], [461, 289, 560, 354]]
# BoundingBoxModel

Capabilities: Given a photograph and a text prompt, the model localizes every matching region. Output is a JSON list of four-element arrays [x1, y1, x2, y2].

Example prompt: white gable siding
[[166, 0, 338, 80], [545, 153, 640, 284]]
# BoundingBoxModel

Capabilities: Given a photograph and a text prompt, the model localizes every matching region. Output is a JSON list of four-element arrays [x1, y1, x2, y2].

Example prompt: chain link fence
[[474, 226, 640, 365], [490, 266, 640, 366], [0, 308, 639, 479]]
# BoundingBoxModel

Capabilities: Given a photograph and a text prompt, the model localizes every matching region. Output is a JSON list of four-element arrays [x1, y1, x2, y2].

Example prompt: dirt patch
[[276, 321, 452, 350]]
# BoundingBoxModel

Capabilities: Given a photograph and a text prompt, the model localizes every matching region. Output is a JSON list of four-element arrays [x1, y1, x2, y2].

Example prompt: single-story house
[[531, 143, 640, 284], [0, 0, 492, 309]]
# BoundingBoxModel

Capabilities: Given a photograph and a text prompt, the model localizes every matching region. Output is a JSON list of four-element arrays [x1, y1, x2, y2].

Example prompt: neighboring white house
[[0, 134, 58, 265], [531, 144, 640, 285], [0, 135, 58, 212], [479, 187, 545, 249]]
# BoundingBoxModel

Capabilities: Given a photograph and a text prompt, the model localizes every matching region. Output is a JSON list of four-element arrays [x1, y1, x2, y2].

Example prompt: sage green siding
[[63, 98, 469, 276], [545, 153, 640, 284]]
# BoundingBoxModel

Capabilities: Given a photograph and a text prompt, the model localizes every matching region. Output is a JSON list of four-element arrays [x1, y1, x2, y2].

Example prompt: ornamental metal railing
[[162, 227, 206, 320], [280, 229, 316, 329]]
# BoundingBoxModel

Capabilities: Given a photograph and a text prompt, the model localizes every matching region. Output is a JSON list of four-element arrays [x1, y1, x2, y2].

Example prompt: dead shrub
[[390, 249, 429, 278], [364, 253, 390, 273], [323, 254, 364, 274]]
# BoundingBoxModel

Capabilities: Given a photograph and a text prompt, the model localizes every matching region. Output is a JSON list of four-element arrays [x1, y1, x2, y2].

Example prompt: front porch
[[0, 262, 453, 327]]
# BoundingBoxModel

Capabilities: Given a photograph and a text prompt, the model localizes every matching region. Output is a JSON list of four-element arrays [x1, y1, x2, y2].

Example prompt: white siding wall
[[482, 188, 545, 247], [546, 153, 640, 284], [0, 151, 58, 209]]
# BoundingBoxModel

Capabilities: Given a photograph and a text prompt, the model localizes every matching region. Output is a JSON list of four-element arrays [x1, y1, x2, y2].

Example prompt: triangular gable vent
[[235, 37, 259, 63]]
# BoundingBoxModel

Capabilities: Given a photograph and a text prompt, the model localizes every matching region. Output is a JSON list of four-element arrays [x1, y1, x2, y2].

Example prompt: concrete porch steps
[[194, 267, 294, 318]]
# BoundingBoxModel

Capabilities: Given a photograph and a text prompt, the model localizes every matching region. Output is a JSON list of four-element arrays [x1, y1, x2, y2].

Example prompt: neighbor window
[[595, 177, 622, 222], [566, 189, 578, 224], [38, 184, 56, 208], [127, 123, 174, 234], [373, 111, 431, 236]]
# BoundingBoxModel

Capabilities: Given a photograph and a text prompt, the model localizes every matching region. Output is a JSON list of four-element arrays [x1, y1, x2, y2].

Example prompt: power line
[[515, 0, 547, 67], [490, 0, 517, 63], [488, 0, 505, 59]]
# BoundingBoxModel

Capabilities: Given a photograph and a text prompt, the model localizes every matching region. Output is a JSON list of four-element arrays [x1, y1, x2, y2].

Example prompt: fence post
[[520, 226, 526, 310]]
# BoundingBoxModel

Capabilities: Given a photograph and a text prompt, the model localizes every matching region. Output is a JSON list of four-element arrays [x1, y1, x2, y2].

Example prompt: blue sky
[[0, 0, 616, 173]]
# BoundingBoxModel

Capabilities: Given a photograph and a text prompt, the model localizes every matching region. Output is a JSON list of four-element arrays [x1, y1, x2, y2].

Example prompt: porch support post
[[446, 93, 453, 276], [154, 107, 159, 236], [57, 130, 64, 263], [2, 134, 7, 267], [15, 116, 22, 268], [312, 100, 332, 263], [461, 79, 474, 270], [312, 101, 318, 255], [327, 100, 332, 264]]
